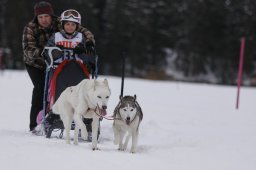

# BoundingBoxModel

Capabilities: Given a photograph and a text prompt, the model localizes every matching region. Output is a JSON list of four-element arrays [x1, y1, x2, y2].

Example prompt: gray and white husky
[[113, 95, 143, 153]]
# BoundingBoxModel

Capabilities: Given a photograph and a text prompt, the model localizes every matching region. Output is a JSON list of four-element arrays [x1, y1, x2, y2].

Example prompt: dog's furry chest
[[82, 109, 95, 118]]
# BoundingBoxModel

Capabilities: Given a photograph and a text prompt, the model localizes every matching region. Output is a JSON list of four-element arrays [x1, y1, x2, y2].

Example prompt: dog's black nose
[[126, 117, 131, 125], [102, 105, 107, 110]]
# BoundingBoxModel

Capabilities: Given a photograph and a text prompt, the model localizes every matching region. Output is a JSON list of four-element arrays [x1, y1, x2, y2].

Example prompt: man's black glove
[[85, 41, 95, 55], [73, 43, 86, 54], [41, 49, 51, 65]]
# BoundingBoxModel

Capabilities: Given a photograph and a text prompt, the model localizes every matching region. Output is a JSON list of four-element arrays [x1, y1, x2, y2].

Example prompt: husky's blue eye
[[97, 96, 102, 99], [124, 109, 127, 111]]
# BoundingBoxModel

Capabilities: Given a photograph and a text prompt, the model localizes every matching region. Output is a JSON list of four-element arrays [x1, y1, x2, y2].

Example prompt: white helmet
[[61, 9, 81, 24]]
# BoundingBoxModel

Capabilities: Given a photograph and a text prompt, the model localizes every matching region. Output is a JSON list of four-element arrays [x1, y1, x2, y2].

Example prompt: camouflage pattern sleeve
[[77, 25, 96, 45], [22, 24, 45, 69]]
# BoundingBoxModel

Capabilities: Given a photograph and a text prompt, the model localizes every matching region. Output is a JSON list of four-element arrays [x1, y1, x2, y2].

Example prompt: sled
[[39, 46, 99, 139]]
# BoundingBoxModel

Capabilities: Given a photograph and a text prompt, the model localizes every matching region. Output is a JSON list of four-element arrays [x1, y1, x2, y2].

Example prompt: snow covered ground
[[0, 70, 256, 170]]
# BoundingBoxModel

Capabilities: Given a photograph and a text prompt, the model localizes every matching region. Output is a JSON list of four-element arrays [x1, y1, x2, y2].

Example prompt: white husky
[[113, 95, 143, 153], [52, 79, 111, 150]]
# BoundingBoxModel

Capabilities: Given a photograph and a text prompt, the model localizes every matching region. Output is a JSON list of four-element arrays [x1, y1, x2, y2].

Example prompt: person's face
[[37, 14, 52, 28], [64, 22, 77, 34]]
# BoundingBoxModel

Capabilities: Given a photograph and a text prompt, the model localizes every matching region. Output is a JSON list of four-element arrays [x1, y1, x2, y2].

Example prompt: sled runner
[[38, 46, 99, 139]]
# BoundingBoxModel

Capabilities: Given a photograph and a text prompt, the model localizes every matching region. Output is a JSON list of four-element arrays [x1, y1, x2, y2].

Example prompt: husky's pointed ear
[[134, 94, 137, 101]]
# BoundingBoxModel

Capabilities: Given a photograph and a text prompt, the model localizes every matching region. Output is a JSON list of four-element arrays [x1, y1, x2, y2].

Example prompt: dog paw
[[130, 150, 136, 153], [66, 140, 71, 144], [92, 147, 100, 151], [118, 148, 125, 151]]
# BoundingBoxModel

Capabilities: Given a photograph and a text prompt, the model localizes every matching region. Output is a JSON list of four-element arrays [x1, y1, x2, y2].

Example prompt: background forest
[[1, 0, 256, 85]]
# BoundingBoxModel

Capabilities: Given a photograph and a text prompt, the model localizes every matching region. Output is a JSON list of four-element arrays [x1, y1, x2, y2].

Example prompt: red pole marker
[[236, 37, 245, 109]]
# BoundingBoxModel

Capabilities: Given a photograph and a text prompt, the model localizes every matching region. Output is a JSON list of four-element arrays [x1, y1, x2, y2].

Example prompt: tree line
[[1, 0, 256, 84]]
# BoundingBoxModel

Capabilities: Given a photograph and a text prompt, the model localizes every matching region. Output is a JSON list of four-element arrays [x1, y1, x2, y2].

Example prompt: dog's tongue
[[126, 119, 130, 125], [100, 109, 107, 116]]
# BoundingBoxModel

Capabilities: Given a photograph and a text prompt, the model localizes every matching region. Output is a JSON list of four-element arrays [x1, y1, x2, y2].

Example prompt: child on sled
[[43, 9, 96, 140]]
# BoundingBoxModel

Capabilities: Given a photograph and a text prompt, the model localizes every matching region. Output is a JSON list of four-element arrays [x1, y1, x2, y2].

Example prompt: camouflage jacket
[[22, 17, 95, 70]]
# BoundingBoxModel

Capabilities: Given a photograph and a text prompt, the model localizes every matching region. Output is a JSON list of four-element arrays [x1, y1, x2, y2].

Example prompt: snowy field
[[0, 70, 256, 170]]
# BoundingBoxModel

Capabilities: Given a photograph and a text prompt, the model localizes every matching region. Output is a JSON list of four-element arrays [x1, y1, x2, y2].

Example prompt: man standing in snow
[[22, 1, 95, 134]]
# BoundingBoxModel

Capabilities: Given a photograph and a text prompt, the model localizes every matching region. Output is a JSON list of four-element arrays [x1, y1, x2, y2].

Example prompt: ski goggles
[[62, 9, 80, 19]]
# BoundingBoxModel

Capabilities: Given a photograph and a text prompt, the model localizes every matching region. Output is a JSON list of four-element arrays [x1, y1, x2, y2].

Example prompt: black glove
[[73, 43, 86, 54], [81, 55, 96, 73], [42, 47, 63, 64], [42, 49, 51, 65], [85, 41, 95, 55], [52, 49, 63, 59]]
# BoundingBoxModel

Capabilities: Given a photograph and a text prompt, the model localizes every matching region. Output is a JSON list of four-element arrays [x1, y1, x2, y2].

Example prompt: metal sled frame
[[41, 47, 93, 138]]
